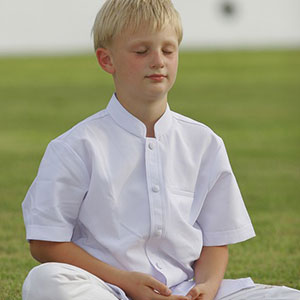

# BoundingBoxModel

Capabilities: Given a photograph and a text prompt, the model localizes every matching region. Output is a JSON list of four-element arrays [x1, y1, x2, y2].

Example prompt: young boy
[[22, 1, 300, 299]]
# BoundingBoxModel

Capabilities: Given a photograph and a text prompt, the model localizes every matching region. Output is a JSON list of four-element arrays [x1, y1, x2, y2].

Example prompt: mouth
[[146, 74, 167, 81]]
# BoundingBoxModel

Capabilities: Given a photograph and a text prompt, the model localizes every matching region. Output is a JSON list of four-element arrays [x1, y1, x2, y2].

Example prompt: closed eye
[[136, 50, 147, 55]]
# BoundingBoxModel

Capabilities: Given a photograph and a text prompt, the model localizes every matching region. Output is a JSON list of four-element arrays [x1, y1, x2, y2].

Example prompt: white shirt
[[22, 94, 255, 297]]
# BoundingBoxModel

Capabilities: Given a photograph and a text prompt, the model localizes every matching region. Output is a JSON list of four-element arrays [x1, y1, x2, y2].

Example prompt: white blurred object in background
[[177, 0, 300, 49], [0, 0, 299, 55]]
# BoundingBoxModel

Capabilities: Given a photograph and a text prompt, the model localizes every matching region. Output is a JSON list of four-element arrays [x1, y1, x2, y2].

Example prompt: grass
[[0, 50, 299, 299]]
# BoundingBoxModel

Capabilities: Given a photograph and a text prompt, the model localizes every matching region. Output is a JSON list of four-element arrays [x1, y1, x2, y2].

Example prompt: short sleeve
[[22, 140, 90, 242], [197, 139, 255, 246]]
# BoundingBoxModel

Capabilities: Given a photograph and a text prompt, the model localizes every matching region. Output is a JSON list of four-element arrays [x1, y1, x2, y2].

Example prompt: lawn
[[0, 50, 299, 299]]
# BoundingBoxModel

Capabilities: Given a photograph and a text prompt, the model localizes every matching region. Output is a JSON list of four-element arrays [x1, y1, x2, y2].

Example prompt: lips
[[146, 74, 167, 81], [147, 74, 166, 78]]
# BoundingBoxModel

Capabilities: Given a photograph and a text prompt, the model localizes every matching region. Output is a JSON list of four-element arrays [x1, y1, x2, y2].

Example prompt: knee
[[22, 262, 120, 300], [22, 262, 84, 300]]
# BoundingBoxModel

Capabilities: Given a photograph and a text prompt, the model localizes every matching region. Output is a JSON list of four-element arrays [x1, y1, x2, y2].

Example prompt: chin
[[145, 91, 168, 102], [148, 85, 170, 95]]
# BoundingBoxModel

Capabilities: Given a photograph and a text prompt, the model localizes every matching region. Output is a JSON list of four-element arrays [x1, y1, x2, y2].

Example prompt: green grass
[[0, 50, 299, 299]]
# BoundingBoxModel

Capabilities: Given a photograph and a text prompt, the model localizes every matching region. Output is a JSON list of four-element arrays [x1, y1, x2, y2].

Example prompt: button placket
[[145, 139, 164, 238], [145, 243, 167, 280], [144, 138, 168, 281]]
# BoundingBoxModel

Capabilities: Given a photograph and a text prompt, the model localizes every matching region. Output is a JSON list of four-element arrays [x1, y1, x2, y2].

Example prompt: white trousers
[[22, 263, 300, 300]]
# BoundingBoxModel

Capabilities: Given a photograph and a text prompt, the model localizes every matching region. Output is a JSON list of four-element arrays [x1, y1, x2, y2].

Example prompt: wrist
[[114, 270, 134, 293], [195, 281, 220, 299]]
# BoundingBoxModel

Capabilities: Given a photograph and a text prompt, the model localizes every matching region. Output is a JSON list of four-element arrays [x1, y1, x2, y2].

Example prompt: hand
[[121, 271, 190, 300], [185, 283, 215, 300]]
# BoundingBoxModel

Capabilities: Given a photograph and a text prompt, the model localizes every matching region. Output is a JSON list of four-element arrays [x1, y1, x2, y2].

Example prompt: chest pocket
[[168, 188, 194, 222]]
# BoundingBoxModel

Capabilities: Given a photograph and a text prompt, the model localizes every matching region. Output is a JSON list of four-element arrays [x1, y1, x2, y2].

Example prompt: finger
[[168, 295, 190, 300], [186, 285, 204, 299], [153, 293, 190, 300], [146, 277, 172, 296]]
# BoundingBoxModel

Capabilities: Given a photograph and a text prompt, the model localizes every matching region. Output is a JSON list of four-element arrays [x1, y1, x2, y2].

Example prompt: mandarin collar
[[106, 94, 173, 139]]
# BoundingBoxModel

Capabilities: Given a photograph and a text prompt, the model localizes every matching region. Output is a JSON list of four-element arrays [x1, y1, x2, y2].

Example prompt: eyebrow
[[129, 39, 178, 48]]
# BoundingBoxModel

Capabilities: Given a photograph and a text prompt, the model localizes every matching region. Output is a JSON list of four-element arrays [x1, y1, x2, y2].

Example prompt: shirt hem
[[25, 225, 73, 242], [202, 223, 256, 246]]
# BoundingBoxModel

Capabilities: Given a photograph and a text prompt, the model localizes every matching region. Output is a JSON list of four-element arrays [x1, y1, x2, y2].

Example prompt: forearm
[[29, 240, 186, 300], [193, 245, 228, 296], [29, 240, 127, 289]]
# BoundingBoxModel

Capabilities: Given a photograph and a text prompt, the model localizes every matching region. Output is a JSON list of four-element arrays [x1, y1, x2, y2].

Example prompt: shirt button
[[156, 262, 162, 270], [152, 185, 160, 193], [148, 142, 155, 150], [156, 227, 163, 236]]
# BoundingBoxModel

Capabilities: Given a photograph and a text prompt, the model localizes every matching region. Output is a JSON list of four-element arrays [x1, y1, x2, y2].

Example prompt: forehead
[[113, 24, 179, 46]]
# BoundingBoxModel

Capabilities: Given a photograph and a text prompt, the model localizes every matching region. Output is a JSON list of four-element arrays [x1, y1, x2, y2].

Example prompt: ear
[[96, 48, 115, 74]]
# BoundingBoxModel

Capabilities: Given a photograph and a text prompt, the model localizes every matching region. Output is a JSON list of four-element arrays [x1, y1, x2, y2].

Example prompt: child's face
[[106, 24, 179, 103]]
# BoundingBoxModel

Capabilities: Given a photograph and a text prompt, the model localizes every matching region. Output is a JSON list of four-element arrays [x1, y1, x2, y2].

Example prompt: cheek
[[130, 59, 145, 72], [121, 60, 144, 78], [169, 57, 179, 77]]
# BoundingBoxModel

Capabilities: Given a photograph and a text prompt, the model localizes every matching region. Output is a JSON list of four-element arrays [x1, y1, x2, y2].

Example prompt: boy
[[22, 1, 300, 299]]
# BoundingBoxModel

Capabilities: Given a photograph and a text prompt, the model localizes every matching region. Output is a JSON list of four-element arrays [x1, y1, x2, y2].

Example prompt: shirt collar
[[106, 93, 173, 139]]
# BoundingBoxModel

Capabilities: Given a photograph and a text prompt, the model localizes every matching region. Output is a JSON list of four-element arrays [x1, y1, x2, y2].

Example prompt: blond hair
[[92, 0, 183, 50]]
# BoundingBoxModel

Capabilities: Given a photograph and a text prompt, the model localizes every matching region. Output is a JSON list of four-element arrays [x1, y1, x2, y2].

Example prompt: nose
[[150, 51, 164, 69]]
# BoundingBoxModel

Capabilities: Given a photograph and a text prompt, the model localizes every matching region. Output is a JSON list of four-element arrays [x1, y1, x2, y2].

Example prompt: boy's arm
[[186, 245, 228, 300], [30, 240, 189, 300]]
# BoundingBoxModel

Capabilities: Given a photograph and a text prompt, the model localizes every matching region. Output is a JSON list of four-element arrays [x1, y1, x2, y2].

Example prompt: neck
[[115, 93, 167, 138]]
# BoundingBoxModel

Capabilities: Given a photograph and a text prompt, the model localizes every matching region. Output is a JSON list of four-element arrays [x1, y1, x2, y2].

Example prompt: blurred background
[[0, 1, 300, 299], [1, 0, 300, 55]]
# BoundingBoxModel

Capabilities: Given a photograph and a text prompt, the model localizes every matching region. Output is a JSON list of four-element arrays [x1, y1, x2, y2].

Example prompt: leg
[[22, 262, 121, 300], [220, 283, 300, 300]]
